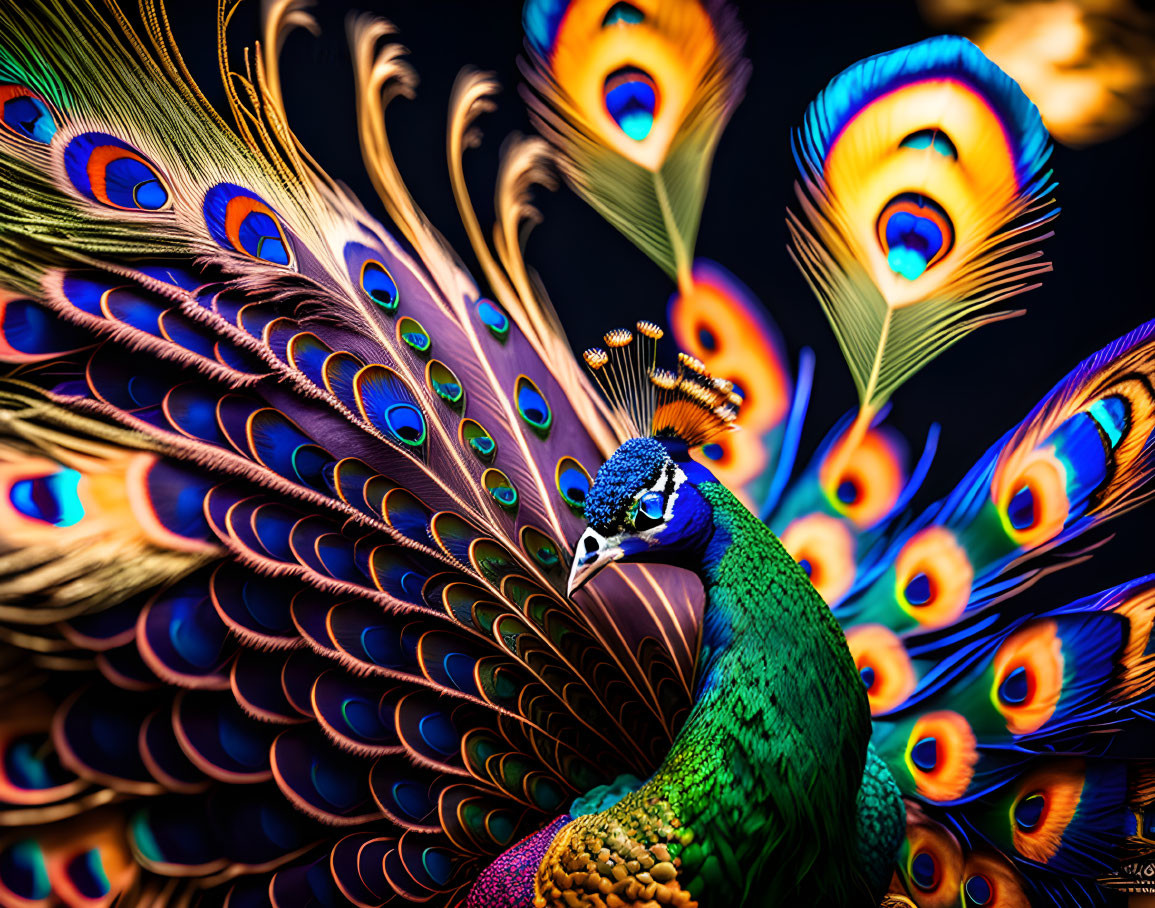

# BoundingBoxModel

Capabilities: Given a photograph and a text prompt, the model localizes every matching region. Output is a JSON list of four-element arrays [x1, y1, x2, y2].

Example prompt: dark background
[[170, 1, 1153, 596]]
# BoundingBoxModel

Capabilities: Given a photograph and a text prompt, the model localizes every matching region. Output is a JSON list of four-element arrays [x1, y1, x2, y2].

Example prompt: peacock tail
[[0, 1, 1148, 907]]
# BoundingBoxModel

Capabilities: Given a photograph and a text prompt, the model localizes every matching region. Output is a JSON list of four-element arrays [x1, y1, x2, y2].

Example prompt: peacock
[[0, 1, 1149, 907]]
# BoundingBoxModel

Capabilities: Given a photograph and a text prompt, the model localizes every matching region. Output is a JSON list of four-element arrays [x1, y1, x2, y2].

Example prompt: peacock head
[[567, 323, 741, 595]]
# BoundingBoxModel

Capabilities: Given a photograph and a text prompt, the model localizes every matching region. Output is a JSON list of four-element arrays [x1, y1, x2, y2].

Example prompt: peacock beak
[[567, 528, 623, 596]]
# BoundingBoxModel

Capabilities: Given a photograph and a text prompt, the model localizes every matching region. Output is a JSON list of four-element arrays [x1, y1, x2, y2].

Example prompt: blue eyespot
[[66, 849, 110, 899], [10, 468, 84, 527], [483, 469, 519, 511], [910, 736, 938, 771], [476, 299, 509, 340], [859, 666, 875, 690], [900, 128, 958, 160], [362, 261, 399, 311], [998, 665, 1029, 705], [604, 67, 657, 142], [964, 874, 992, 906], [836, 478, 859, 504], [461, 419, 497, 462], [602, 2, 644, 26], [556, 457, 591, 513], [904, 572, 933, 607], [1, 87, 55, 144], [701, 443, 723, 461], [515, 376, 551, 437], [1008, 485, 1036, 530], [398, 316, 430, 355], [910, 851, 937, 890], [385, 404, 426, 446], [1014, 792, 1046, 830]]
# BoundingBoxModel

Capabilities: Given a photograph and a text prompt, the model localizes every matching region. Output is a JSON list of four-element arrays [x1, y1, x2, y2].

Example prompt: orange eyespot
[[845, 624, 916, 714], [994, 448, 1069, 547], [671, 263, 791, 503], [962, 851, 1031, 908], [991, 620, 1064, 735], [819, 425, 905, 528], [895, 526, 973, 629], [904, 710, 977, 802], [1010, 761, 1085, 864], [900, 810, 963, 907], [779, 513, 856, 604]]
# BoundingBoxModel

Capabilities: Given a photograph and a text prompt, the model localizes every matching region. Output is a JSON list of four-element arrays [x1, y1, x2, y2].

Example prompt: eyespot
[[352, 364, 426, 450], [995, 448, 1069, 547], [203, 183, 293, 266], [483, 469, 518, 512], [397, 317, 431, 355], [900, 815, 962, 903], [602, 2, 644, 26], [65, 848, 110, 899], [0, 85, 56, 144], [1009, 761, 1085, 863], [521, 526, 565, 574], [819, 425, 906, 528], [9, 467, 84, 527], [604, 66, 658, 141], [460, 419, 497, 462], [476, 299, 509, 341], [0, 839, 49, 900], [779, 513, 856, 604], [515, 376, 551, 437], [64, 132, 170, 211], [900, 128, 958, 160], [844, 624, 916, 715], [630, 490, 665, 531], [555, 457, 592, 514], [877, 192, 954, 280], [361, 260, 398, 311], [895, 527, 973, 629], [991, 620, 1063, 735], [904, 711, 977, 802], [426, 360, 464, 411]]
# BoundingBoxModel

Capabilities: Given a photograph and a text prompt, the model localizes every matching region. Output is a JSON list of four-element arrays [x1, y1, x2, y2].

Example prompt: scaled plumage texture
[[0, 1, 1149, 908]]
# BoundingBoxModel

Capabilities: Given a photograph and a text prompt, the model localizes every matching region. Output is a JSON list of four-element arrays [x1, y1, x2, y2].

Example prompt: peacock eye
[[630, 491, 666, 531]]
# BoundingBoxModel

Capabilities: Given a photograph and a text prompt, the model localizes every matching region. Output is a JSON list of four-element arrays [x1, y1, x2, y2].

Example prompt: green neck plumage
[[542, 480, 899, 907], [648, 480, 877, 903]]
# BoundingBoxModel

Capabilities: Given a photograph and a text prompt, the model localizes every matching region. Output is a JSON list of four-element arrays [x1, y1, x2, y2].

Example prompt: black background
[[169, 0, 1153, 599]]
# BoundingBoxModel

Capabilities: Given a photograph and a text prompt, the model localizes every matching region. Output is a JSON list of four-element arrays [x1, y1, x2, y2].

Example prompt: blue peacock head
[[568, 322, 741, 593]]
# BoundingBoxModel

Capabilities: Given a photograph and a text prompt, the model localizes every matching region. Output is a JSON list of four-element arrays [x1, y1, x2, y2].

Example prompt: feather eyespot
[[602, 2, 644, 27], [604, 66, 659, 142], [1008, 762, 1085, 863], [361, 260, 398, 311], [995, 449, 1069, 547], [460, 419, 497, 462], [475, 299, 509, 341], [779, 513, 856, 604], [397, 317, 431, 355], [8, 467, 84, 527], [426, 360, 464, 411], [64, 133, 170, 211], [483, 469, 518, 512], [904, 710, 977, 801], [844, 624, 916, 714], [352, 364, 426, 451], [991, 620, 1063, 735], [899, 128, 958, 160], [877, 193, 954, 281], [515, 376, 552, 438], [555, 457, 592, 514], [895, 526, 973, 629], [0, 85, 56, 144], [203, 184, 293, 266], [819, 426, 906, 527]]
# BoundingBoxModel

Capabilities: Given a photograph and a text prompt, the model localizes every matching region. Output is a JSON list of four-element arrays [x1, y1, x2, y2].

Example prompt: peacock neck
[[647, 480, 875, 903]]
